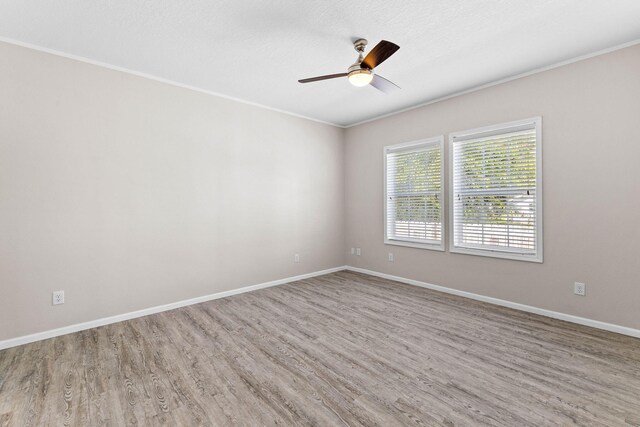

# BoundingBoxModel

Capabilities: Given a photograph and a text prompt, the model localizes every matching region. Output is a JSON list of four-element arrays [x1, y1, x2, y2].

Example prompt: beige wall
[[345, 44, 640, 330], [0, 41, 345, 341], [2, 40, 639, 343]]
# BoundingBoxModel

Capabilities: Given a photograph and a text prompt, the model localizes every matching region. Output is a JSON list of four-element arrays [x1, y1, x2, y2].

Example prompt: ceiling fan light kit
[[298, 38, 400, 93], [348, 69, 373, 87]]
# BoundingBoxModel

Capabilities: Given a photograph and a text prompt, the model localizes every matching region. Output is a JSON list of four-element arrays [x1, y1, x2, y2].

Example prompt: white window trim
[[448, 117, 543, 262], [384, 136, 445, 251]]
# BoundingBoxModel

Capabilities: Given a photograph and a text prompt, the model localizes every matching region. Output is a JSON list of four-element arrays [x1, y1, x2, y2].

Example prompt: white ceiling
[[1, 1, 640, 127]]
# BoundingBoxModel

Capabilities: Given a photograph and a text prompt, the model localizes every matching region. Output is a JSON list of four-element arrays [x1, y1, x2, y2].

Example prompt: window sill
[[384, 239, 445, 252], [450, 246, 543, 263]]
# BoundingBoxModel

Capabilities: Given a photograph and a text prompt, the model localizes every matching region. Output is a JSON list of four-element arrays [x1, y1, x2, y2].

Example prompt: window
[[384, 137, 444, 250], [449, 117, 542, 262]]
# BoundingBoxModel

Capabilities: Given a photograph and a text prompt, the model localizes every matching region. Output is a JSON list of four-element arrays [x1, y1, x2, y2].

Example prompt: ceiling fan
[[298, 39, 400, 93]]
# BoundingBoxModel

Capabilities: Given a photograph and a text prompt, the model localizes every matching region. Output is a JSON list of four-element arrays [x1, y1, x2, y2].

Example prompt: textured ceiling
[[1, 0, 640, 126]]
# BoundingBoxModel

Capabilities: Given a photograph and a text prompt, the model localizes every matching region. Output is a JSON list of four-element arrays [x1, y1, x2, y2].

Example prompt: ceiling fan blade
[[361, 40, 399, 70], [298, 73, 348, 83], [370, 74, 400, 93]]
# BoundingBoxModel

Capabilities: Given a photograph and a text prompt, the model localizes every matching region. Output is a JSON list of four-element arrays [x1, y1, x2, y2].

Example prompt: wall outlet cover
[[53, 290, 65, 305]]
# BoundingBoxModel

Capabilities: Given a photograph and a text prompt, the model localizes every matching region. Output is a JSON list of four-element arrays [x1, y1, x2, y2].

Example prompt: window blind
[[385, 139, 443, 248], [451, 119, 541, 260]]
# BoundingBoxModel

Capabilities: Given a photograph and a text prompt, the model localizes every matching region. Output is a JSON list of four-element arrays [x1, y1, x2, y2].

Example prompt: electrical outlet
[[294, 253, 300, 263], [53, 290, 65, 305], [356, 248, 361, 256], [574, 282, 586, 296], [351, 247, 355, 255], [388, 252, 394, 262]]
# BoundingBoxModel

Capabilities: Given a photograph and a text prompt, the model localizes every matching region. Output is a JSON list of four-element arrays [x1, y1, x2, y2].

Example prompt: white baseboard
[[0, 265, 348, 351], [4, 264, 637, 350], [346, 266, 640, 339]]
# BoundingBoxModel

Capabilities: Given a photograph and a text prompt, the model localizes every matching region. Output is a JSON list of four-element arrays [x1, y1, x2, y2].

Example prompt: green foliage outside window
[[392, 150, 441, 223]]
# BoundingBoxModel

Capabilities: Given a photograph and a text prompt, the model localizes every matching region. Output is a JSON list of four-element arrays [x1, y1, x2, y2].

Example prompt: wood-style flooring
[[1, 271, 639, 426]]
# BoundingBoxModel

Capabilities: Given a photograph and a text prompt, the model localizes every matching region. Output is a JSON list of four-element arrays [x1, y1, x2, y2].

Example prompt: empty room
[[1, 1, 640, 425]]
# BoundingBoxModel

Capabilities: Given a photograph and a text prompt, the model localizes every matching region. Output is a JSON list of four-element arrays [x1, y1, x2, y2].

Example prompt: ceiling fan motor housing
[[349, 63, 372, 73]]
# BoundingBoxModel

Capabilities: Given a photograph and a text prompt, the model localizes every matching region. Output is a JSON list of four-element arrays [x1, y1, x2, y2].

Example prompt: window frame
[[448, 117, 543, 262], [383, 136, 445, 251]]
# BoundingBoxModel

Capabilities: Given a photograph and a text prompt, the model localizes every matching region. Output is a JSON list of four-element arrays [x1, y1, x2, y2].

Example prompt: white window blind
[[385, 137, 444, 250], [450, 118, 542, 262]]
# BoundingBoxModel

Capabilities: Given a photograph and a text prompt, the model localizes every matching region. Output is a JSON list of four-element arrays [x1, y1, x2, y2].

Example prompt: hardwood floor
[[1, 271, 639, 426]]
